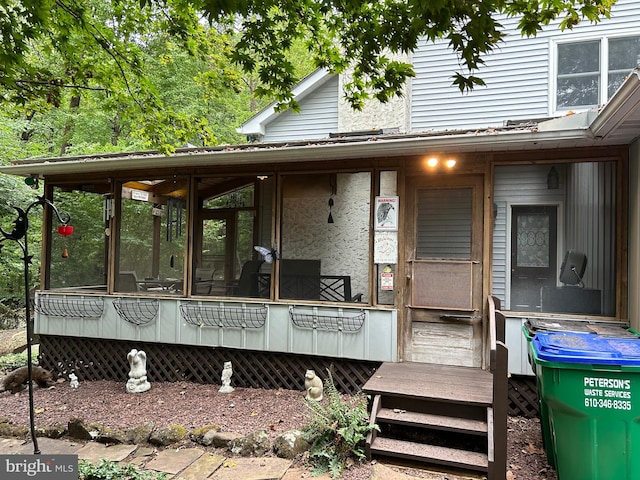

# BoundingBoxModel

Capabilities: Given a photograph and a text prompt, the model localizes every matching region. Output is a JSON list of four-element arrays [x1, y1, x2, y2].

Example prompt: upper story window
[[556, 36, 640, 110]]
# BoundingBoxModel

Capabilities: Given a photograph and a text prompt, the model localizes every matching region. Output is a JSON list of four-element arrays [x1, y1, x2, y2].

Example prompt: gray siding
[[263, 76, 339, 142], [411, 0, 640, 132], [34, 293, 398, 362], [492, 165, 566, 308], [564, 162, 617, 315]]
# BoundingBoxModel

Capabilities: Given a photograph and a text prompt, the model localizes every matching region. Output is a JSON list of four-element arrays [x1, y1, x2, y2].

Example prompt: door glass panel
[[516, 213, 550, 268]]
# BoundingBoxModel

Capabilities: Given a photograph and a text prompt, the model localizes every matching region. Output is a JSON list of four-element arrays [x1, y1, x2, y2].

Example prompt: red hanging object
[[57, 225, 73, 236], [58, 225, 73, 258]]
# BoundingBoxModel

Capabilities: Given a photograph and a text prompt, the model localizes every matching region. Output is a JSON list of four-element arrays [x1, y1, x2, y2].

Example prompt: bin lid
[[525, 318, 636, 337], [533, 332, 640, 365]]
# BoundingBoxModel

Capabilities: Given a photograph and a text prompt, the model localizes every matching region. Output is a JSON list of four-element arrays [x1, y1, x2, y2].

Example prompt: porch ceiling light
[[426, 157, 438, 168], [445, 159, 457, 169]]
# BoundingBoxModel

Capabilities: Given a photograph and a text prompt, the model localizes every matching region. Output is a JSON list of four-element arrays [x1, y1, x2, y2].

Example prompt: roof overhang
[[0, 127, 597, 177], [3, 69, 640, 178]]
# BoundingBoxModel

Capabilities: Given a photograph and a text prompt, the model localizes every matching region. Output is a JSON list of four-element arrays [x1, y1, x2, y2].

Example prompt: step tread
[[370, 436, 488, 472], [376, 408, 488, 435]]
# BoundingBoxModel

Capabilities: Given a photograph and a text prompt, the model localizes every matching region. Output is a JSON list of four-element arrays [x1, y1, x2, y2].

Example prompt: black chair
[[280, 259, 321, 300], [227, 260, 264, 297]]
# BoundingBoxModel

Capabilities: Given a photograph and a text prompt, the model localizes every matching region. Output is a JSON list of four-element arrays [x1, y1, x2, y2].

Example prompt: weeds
[[78, 459, 167, 480], [303, 369, 378, 478]]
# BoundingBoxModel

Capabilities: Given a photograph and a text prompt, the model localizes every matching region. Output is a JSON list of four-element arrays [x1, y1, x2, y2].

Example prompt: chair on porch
[[227, 260, 264, 297], [118, 271, 140, 292], [194, 268, 216, 295], [279, 259, 321, 300]]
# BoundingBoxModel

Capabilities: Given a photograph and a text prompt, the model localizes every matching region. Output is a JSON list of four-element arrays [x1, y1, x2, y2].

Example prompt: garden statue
[[304, 369, 323, 401], [69, 372, 79, 389], [219, 361, 234, 393], [126, 349, 151, 393]]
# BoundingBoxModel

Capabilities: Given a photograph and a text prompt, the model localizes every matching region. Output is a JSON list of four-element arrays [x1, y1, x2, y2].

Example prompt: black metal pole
[[0, 196, 70, 455], [22, 232, 40, 454]]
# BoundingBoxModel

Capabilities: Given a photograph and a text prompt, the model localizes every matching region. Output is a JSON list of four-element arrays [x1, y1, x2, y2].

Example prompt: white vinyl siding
[[262, 76, 339, 142], [492, 165, 566, 308], [411, 0, 640, 132]]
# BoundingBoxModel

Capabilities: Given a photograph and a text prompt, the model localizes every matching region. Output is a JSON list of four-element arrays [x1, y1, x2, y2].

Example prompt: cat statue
[[69, 372, 79, 389], [304, 369, 323, 401]]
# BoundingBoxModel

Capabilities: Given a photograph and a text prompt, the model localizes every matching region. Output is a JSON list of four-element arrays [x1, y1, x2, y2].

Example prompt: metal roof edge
[[0, 127, 593, 177]]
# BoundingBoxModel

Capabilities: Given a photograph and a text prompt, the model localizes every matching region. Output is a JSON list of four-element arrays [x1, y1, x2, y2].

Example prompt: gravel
[[0, 379, 556, 479]]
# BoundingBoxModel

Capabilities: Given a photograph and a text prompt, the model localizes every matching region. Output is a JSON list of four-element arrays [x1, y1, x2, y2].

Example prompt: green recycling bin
[[531, 332, 640, 480], [523, 319, 639, 468]]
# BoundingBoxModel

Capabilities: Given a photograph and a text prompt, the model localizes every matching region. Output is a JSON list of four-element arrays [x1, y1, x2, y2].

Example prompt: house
[[1, 0, 639, 475]]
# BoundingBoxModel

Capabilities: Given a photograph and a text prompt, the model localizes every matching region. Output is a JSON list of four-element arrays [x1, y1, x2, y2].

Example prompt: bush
[[79, 459, 167, 480], [303, 369, 378, 478]]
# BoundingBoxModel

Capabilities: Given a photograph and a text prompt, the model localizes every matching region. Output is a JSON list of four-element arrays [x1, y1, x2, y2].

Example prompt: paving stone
[[10, 438, 85, 455], [128, 446, 156, 467], [145, 448, 204, 475], [174, 452, 225, 480], [76, 442, 138, 464], [210, 457, 291, 480], [0, 437, 28, 453], [281, 466, 331, 479]]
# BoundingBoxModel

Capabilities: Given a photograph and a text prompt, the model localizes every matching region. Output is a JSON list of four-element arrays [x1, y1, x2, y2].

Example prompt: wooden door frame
[[402, 173, 485, 365]]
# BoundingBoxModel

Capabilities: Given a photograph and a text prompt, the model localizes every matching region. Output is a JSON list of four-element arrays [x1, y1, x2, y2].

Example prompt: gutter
[[590, 68, 640, 140], [0, 127, 593, 177]]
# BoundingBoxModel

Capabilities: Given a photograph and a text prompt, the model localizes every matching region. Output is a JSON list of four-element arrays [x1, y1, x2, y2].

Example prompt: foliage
[[78, 459, 167, 480], [0, 0, 616, 149], [303, 370, 378, 478], [0, 351, 29, 372]]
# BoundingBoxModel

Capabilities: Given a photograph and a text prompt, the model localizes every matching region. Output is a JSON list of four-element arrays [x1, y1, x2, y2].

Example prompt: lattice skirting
[[508, 375, 539, 418], [37, 335, 380, 395], [38, 335, 540, 415]]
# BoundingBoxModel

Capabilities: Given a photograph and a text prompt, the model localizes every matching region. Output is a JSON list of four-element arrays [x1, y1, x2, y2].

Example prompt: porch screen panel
[[416, 188, 472, 259]]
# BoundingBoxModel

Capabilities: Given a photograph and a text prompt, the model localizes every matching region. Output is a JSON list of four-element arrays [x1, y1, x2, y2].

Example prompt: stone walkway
[[0, 436, 480, 480]]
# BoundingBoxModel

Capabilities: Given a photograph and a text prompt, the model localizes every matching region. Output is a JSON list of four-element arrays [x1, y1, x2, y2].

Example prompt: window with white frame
[[556, 36, 640, 110]]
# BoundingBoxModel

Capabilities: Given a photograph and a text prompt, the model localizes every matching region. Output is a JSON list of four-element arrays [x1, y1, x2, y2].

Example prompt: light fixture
[[445, 159, 457, 169], [257, 175, 268, 180], [426, 157, 438, 168], [547, 166, 559, 189]]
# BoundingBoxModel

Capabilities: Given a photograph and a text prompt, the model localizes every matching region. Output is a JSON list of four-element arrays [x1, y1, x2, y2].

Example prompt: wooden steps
[[364, 297, 508, 479], [370, 437, 489, 472], [376, 408, 488, 436], [364, 362, 493, 474]]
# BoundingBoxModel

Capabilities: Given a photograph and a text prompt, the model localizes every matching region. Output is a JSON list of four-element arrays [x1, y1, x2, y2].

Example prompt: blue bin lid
[[533, 331, 640, 365]]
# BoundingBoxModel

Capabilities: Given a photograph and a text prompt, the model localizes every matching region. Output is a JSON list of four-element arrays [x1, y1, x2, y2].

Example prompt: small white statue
[[126, 349, 151, 393], [219, 361, 234, 393], [69, 373, 79, 389], [304, 369, 323, 401]]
